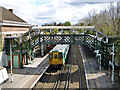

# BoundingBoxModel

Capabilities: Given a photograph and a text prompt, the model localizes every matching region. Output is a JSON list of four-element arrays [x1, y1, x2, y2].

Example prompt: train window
[[49, 54, 53, 59], [54, 54, 57, 59], [59, 52, 63, 59]]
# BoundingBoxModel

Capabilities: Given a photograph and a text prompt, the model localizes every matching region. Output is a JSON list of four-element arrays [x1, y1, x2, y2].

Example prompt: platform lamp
[[111, 43, 115, 84], [10, 39, 13, 82], [109, 43, 115, 84]]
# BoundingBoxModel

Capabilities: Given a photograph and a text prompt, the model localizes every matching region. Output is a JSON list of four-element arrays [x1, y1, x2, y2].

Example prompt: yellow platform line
[[19, 72, 36, 88]]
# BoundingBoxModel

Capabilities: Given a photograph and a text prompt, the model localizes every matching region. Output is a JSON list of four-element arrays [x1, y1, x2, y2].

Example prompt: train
[[49, 44, 70, 66]]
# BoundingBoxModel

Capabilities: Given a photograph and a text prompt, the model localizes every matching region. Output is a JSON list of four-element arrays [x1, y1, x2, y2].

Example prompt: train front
[[49, 51, 63, 66]]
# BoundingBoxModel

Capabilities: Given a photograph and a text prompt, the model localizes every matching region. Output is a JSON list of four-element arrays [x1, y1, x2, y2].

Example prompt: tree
[[64, 21, 71, 26], [57, 22, 64, 26], [80, 22, 84, 26], [80, 2, 120, 36], [50, 22, 57, 26], [54, 29, 59, 34]]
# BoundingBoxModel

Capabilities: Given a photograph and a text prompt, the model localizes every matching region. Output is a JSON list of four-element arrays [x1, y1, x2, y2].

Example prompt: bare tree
[[81, 2, 120, 36]]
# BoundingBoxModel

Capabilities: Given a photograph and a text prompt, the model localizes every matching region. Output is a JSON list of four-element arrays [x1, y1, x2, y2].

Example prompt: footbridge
[[4, 26, 119, 69]]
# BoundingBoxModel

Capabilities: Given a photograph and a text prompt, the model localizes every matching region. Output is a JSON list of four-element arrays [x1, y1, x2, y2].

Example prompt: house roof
[[0, 6, 26, 23]]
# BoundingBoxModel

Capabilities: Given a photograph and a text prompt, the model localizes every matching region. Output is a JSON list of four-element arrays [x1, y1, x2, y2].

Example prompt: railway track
[[76, 45, 82, 89], [64, 47, 73, 90], [52, 67, 64, 89], [41, 73, 51, 89], [64, 45, 82, 89], [38, 66, 65, 90], [34, 45, 86, 89]]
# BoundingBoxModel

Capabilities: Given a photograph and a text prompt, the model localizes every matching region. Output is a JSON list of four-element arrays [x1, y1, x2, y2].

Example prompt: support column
[[61, 29, 63, 34], [94, 50, 99, 58], [61, 29, 63, 44], [73, 29, 75, 44], [96, 32, 98, 37], [39, 29, 41, 57], [5, 55, 8, 67], [96, 32, 98, 39], [39, 29, 40, 44], [112, 43, 114, 84], [26, 53, 28, 64], [105, 44, 108, 70], [30, 50, 32, 64], [85, 28, 87, 34], [29, 32, 31, 48], [50, 29, 52, 44], [20, 36, 23, 68], [108, 43, 115, 84], [29, 32, 32, 64], [73, 28, 75, 34], [97, 54, 101, 71], [95, 49, 102, 71], [50, 29, 52, 34], [33, 49, 35, 59], [96, 32, 98, 46], [84, 29, 87, 45], [10, 39, 13, 82], [106, 37, 108, 43], [99, 54, 101, 70], [119, 69, 120, 76], [41, 44, 44, 57], [25, 54, 26, 64], [108, 61, 111, 77]]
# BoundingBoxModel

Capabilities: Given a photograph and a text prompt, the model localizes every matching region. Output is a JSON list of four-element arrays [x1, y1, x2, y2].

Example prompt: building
[[0, 6, 31, 48], [0, 6, 31, 67]]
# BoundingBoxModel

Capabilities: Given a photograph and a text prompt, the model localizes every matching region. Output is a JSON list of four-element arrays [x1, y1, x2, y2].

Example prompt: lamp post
[[10, 39, 13, 82], [112, 43, 114, 84], [109, 43, 115, 84], [29, 32, 31, 64]]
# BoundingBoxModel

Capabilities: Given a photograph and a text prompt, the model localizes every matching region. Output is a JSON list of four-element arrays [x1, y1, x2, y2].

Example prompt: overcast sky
[[0, 0, 119, 25]]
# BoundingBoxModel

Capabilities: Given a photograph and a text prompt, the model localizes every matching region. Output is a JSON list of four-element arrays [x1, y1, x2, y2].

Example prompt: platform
[[1, 54, 49, 89], [79, 45, 113, 89]]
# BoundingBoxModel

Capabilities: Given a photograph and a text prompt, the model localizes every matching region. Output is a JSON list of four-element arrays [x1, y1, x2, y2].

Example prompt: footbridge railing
[[4, 26, 120, 69]]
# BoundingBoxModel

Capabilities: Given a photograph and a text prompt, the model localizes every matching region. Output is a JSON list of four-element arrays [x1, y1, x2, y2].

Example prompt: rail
[[64, 46, 73, 90], [52, 67, 64, 89], [41, 67, 65, 90], [76, 45, 82, 89]]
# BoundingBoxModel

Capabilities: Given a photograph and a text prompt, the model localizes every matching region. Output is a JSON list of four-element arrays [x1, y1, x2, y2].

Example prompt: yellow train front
[[49, 44, 69, 66]]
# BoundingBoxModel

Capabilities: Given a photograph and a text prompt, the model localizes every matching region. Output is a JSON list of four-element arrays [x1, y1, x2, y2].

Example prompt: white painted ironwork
[[112, 43, 114, 84], [97, 54, 101, 70], [10, 40, 13, 82], [41, 44, 44, 57], [109, 43, 115, 84]]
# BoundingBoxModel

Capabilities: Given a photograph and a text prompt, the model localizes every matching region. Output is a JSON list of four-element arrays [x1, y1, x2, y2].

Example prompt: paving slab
[[1, 54, 49, 89], [79, 45, 113, 89]]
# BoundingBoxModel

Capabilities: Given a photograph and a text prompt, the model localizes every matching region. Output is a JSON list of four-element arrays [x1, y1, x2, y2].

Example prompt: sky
[[0, 0, 119, 25]]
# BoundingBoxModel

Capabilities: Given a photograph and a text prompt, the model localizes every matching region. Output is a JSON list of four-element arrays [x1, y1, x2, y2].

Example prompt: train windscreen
[[59, 52, 63, 59], [54, 54, 57, 59]]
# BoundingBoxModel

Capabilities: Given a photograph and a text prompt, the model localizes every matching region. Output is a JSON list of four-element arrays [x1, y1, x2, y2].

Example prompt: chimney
[[9, 9, 13, 13]]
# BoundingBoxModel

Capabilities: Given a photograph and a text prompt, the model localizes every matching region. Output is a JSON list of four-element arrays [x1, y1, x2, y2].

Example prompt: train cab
[[49, 44, 69, 67], [49, 51, 63, 66]]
